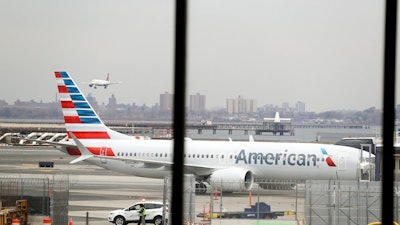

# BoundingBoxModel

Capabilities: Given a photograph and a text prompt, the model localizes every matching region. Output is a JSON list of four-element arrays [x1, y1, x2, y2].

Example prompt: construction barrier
[[43, 217, 51, 225], [12, 218, 20, 225]]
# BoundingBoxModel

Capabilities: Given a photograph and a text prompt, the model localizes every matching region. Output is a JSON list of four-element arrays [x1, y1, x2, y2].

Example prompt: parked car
[[108, 201, 168, 225]]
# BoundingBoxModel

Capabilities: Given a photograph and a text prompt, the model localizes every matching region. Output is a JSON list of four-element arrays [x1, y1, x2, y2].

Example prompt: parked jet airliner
[[88, 73, 120, 89], [53, 71, 369, 192]]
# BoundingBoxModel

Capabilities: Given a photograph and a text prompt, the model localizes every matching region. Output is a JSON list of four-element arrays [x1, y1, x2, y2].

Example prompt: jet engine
[[209, 168, 254, 193]]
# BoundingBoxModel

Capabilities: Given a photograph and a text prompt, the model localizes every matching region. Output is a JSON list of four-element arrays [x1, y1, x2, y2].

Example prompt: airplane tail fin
[[106, 73, 110, 81], [55, 71, 131, 141]]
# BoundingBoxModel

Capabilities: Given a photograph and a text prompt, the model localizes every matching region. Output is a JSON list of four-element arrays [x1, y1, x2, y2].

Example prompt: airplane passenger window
[[201, 154, 204, 158]]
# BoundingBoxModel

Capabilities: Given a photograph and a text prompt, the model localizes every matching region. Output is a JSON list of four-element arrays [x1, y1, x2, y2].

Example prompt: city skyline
[[0, 92, 383, 126], [0, 91, 383, 114]]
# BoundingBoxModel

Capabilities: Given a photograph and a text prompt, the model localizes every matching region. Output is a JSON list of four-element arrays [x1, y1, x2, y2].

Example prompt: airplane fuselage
[[62, 139, 360, 181], [89, 79, 110, 88]]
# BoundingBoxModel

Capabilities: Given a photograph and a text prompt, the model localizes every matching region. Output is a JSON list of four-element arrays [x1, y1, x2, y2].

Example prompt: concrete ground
[[0, 146, 305, 225]]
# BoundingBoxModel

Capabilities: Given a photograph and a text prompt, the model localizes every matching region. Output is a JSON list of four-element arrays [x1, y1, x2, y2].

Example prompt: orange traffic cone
[[202, 205, 206, 221], [69, 217, 74, 225], [43, 217, 51, 225], [12, 219, 20, 225], [249, 191, 253, 205]]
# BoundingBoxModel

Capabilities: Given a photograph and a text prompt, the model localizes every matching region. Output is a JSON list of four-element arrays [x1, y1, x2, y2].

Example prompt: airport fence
[[175, 179, 400, 225], [181, 180, 305, 225], [305, 180, 400, 225], [0, 174, 69, 225], [163, 175, 197, 225]]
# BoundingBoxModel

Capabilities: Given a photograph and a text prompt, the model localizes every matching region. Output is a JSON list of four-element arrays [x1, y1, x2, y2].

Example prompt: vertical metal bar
[[366, 182, 369, 223], [257, 185, 260, 220], [396, 183, 399, 222], [295, 181, 298, 221], [382, 0, 397, 224], [308, 181, 312, 225], [348, 187, 350, 225], [172, 1, 187, 225]]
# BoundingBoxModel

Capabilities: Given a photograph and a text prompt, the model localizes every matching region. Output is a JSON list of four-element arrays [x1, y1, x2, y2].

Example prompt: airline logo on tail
[[55, 71, 111, 140], [321, 148, 336, 167], [55, 72, 110, 139], [55, 71, 117, 157]]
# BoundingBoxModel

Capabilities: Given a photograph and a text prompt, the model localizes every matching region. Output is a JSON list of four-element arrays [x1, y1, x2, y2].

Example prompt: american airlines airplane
[[88, 73, 120, 89], [53, 71, 369, 192]]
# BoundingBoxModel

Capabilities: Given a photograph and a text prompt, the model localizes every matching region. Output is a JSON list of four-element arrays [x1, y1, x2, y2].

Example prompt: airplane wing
[[108, 81, 122, 85], [69, 133, 221, 174], [23, 139, 76, 147], [29, 135, 224, 175], [96, 155, 220, 175]]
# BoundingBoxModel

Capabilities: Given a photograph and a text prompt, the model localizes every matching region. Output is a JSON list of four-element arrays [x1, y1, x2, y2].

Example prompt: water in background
[[185, 126, 381, 144]]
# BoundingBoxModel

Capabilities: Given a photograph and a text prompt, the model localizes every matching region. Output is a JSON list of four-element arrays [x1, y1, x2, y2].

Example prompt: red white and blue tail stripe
[[55, 71, 131, 141]]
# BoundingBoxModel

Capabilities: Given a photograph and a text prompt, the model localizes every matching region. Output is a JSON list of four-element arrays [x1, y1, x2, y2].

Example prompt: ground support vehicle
[[197, 202, 295, 219], [108, 201, 167, 225]]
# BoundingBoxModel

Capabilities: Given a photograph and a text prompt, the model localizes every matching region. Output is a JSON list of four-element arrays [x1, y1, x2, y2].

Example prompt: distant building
[[189, 93, 206, 112], [86, 93, 98, 109], [295, 101, 306, 113], [246, 98, 257, 113], [108, 94, 117, 109], [226, 95, 257, 114], [0, 99, 8, 107], [282, 102, 289, 111], [160, 92, 174, 111]]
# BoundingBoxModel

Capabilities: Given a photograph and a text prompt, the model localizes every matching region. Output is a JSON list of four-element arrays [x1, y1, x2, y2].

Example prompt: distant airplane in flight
[[88, 73, 121, 89]]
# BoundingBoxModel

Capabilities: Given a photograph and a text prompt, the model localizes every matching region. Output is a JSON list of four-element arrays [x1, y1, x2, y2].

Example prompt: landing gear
[[195, 182, 208, 194]]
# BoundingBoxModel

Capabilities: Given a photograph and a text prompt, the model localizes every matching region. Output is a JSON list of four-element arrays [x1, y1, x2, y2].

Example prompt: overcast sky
[[0, 0, 392, 113]]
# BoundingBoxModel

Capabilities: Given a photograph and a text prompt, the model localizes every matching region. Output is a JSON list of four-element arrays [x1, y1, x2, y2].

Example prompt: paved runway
[[0, 146, 303, 225]]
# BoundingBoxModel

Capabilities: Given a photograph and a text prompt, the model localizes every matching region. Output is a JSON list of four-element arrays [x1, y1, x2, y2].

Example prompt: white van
[[108, 201, 168, 225]]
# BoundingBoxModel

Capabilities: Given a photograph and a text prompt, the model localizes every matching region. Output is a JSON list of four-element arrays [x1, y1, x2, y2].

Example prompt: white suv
[[108, 201, 167, 225]]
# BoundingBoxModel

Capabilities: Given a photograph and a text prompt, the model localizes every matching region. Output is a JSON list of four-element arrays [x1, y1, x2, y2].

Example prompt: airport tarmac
[[0, 146, 304, 225]]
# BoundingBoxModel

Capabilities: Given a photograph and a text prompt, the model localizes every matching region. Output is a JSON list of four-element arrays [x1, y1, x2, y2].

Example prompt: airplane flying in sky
[[87, 73, 121, 89], [52, 71, 371, 193]]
